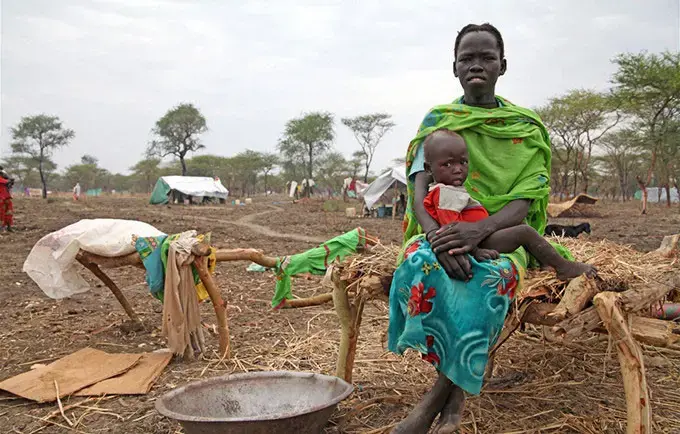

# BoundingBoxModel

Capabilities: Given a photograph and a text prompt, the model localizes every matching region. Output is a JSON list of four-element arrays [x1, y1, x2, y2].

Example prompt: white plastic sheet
[[362, 166, 407, 209], [162, 176, 229, 199], [23, 219, 165, 299]]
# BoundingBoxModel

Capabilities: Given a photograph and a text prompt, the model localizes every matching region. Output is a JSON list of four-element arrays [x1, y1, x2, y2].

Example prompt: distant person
[[399, 192, 406, 215], [73, 183, 81, 201], [0, 167, 14, 232]]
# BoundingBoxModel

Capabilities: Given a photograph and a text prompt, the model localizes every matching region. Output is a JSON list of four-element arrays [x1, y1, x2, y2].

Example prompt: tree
[[64, 155, 110, 191], [598, 130, 644, 201], [9, 114, 74, 198], [349, 151, 364, 179], [147, 103, 207, 176], [611, 51, 680, 213], [342, 113, 395, 182], [130, 158, 162, 193], [536, 90, 620, 197], [316, 152, 350, 192], [278, 112, 335, 197], [259, 152, 279, 193], [1, 155, 57, 190]]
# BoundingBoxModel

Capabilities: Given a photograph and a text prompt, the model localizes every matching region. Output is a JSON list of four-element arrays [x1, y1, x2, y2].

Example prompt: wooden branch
[[78, 251, 143, 269], [280, 293, 333, 308], [552, 274, 680, 340], [333, 267, 358, 383], [655, 234, 679, 258], [594, 292, 651, 434], [523, 302, 680, 350], [78, 247, 279, 270], [549, 275, 599, 321], [76, 255, 142, 326], [214, 248, 279, 268], [193, 256, 230, 359]]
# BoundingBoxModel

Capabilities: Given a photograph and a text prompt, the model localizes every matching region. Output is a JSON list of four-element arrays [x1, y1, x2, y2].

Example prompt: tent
[[362, 166, 407, 209], [149, 176, 229, 205], [547, 194, 599, 218]]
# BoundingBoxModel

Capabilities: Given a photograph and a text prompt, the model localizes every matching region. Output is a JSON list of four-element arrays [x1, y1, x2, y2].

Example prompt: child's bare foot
[[555, 261, 597, 281], [472, 248, 499, 262], [432, 387, 465, 434]]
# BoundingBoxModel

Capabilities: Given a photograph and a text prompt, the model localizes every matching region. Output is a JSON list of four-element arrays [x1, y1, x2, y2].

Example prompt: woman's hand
[[436, 251, 472, 281], [430, 221, 490, 256]]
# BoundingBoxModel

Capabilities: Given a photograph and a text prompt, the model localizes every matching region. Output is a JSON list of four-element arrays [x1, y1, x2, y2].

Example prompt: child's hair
[[423, 129, 465, 161]]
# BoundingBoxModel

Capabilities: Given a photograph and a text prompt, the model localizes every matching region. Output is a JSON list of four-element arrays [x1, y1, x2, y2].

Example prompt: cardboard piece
[[0, 348, 141, 402], [76, 352, 172, 396]]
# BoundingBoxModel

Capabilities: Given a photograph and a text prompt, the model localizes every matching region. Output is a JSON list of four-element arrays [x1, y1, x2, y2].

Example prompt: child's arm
[[413, 172, 439, 242]]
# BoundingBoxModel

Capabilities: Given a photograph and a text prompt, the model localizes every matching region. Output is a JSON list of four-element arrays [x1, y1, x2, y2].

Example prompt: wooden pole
[[194, 256, 230, 359], [280, 293, 333, 308], [594, 292, 651, 434], [76, 255, 142, 328], [79, 247, 279, 269], [392, 181, 398, 220], [332, 267, 363, 383]]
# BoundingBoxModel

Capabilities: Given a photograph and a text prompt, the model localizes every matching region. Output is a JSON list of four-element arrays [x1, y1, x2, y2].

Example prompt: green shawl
[[402, 96, 570, 264]]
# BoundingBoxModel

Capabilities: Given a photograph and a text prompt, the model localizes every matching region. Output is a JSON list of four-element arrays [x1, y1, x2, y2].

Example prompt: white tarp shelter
[[362, 166, 407, 209], [150, 176, 229, 204]]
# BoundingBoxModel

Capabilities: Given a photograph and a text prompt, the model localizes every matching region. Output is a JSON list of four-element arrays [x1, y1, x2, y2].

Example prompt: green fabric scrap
[[272, 228, 369, 308]]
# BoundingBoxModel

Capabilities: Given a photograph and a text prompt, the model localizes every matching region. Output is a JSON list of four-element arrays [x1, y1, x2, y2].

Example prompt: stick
[[214, 248, 279, 268], [655, 234, 679, 258], [194, 256, 230, 359], [78, 247, 279, 269], [53, 380, 73, 427], [76, 255, 142, 325], [553, 274, 680, 340], [549, 275, 599, 320], [594, 292, 651, 434], [332, 266, 358, 382], [280, 293, 333, 308]]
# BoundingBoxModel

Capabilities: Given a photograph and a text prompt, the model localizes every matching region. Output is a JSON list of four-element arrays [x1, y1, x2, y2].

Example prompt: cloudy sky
[[1, 0, 678, 175]]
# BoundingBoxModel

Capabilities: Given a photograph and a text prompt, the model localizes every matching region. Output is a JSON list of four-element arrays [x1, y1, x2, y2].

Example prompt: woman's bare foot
[[392, 374, 453, 434], [432, 386, 465, 434], [555, 261, 597, 281]]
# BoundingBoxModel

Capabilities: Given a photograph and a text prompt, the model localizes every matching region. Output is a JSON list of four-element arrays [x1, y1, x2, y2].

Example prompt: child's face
[[425, 134, 469, 187]]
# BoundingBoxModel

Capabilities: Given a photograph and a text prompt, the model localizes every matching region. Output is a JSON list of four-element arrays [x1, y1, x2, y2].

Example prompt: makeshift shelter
[[149, 176, 228, 205], [547, 194, 599, 218], [362, 167, 407, 210]]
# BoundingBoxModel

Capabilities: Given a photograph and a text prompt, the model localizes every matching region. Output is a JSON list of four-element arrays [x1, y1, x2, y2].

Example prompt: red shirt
[[0, 178, 11, 200], [423, 184, 488, 225]]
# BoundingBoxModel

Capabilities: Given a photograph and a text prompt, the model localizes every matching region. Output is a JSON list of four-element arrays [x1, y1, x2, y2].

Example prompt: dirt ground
[[1, 196, 679, 433]]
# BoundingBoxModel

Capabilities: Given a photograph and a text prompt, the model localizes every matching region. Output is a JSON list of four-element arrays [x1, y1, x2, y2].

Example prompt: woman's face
[[454, 31, 506, 98]]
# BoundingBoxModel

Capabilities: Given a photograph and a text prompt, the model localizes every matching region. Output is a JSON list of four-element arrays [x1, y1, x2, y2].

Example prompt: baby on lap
[[422, 129, 596, 281]]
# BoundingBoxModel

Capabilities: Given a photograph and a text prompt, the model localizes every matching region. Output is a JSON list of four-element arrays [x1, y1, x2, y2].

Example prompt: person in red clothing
[[422, 130, 595, 279], [0, 166, 14, 232]]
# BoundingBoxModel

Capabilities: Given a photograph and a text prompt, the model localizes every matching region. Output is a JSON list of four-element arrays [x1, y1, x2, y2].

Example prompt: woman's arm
[[414, 171, 473, 280], [430, 199, 531, 255]]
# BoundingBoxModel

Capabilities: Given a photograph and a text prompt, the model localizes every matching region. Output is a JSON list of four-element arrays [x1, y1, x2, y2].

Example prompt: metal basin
[[155, 371, 353, 434]]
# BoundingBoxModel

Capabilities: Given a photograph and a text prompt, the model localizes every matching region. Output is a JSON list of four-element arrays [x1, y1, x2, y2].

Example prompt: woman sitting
[[388, 23, 577, 434]]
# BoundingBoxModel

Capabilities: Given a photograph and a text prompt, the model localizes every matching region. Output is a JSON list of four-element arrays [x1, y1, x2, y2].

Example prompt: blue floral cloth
[[388, 237, 522, 395]]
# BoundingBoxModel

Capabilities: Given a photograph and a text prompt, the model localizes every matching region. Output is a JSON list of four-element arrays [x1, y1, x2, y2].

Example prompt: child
[[423, 129, 595, 280]]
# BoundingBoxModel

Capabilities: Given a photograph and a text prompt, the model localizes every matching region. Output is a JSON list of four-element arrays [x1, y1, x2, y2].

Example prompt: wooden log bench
[[325, 259, 680, 434], [75, 246, 278, 359]]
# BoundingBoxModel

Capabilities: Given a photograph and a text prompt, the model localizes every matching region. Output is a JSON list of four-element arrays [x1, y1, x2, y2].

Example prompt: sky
[[1, 0, 679, 176]]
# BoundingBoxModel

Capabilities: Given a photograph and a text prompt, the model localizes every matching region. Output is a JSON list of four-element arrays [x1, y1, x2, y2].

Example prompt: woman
[[388, 23, 571, 434]]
